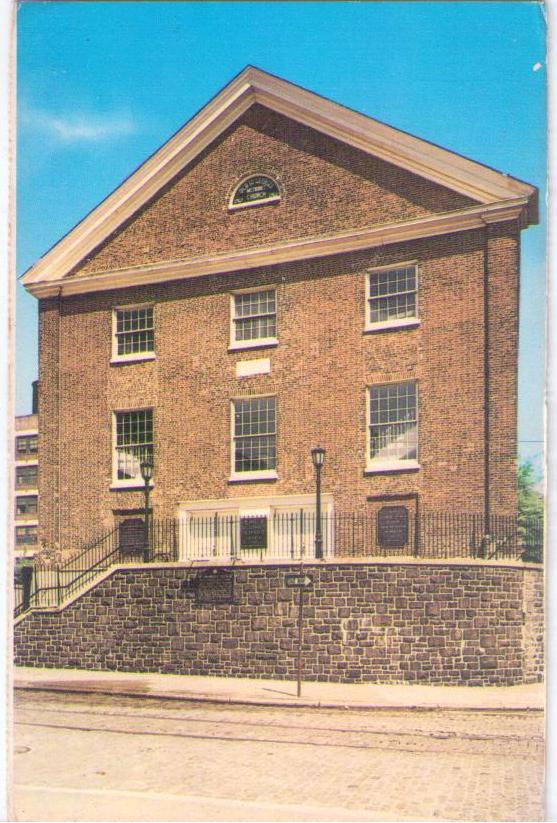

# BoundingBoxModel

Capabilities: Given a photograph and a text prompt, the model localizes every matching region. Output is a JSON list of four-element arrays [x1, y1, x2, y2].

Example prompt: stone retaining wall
[[14, 561, 544, 685]]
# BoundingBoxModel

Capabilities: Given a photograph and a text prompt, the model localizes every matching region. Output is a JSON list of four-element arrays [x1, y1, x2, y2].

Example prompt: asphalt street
[[12, 690, 544, 821]]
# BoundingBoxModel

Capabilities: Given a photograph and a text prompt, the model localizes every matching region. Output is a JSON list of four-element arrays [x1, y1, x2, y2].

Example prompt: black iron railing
[[14, 511, 543, 616]]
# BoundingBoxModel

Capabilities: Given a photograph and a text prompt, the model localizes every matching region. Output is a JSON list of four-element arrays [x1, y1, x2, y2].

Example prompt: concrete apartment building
[[21, 67, 537, 559], [14, 383, 39, 560]]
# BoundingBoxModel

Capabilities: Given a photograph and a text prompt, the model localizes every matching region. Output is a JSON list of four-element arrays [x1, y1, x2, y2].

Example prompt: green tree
[[517, 461, 544, 562]]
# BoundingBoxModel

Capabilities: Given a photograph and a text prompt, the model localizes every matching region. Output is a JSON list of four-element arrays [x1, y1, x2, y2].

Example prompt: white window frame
[[364, 262, 420, 333], [228, 174, 281, 212], [365, 381, 420, 474], [229, 285, 278, 351], [111, 408, 155, 490], [229, 395, 278, 482], [111, 303, 156, 364]]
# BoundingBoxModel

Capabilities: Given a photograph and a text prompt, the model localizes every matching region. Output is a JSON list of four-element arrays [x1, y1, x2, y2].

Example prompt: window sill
[[228, 338, 278, 353], [364, 461, 421, 475], [228, 471, 278, 483], [15, 518, 39, 526], [111, 353, 156, 366], [15, 457, 38, 466], [110, 480, 154, 491], [364, 319, 420, 334], [228, 196, 281, 212]]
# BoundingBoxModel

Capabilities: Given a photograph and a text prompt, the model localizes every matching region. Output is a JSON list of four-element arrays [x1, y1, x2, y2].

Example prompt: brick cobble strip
[[14, 562, 543, 686]]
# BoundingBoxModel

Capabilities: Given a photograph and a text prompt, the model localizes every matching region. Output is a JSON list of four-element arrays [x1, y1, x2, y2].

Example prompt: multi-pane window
[[15, 525, 38, 546], [368, 382, 418, 464], [233, 397, 277, 473], [114, 306, 154, 357], [16, 434, 38, 458], [115, 410, 153, 482], [16, 496, 38, 518], [16, 465, 38, 488], [232, 290, 276, 344], [367, 265, 417, 325]]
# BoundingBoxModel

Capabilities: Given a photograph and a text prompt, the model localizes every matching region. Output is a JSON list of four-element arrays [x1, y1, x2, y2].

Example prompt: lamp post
[[311, 446, 325, 560], [140, 456, 153, 563]]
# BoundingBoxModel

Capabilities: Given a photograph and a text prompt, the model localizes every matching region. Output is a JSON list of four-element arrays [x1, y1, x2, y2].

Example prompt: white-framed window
[[366, 381, 419, 472], [231, 396, 277, 480], [229, 287, 278, 350], [113, 409, 154, 487], [112, 305, 155, 363], [229, 175, 281, 211], [365, 263, 419, 331]]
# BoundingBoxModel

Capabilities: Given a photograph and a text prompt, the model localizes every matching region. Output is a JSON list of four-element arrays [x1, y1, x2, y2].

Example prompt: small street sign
[[285, 573, 313, 588]]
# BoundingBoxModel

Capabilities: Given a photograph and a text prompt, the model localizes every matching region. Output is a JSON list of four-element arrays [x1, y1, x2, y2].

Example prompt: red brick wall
[[37, 226, 519, 552], [13, 561, 543, 686], [71, 105, 476, 277], [34, 105, 520, 551]]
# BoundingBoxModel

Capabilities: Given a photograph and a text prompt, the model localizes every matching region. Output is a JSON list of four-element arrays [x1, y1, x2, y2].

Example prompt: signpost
[[285, 572, 313, 697]]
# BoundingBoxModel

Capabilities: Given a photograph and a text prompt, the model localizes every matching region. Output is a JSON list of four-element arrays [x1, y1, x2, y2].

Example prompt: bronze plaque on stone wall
[[377, 506, 409, 548], [194, 569, 235, 604]]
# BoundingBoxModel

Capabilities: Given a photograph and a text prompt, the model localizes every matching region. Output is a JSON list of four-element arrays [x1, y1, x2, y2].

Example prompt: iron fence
[[14, 510, 543, 616]]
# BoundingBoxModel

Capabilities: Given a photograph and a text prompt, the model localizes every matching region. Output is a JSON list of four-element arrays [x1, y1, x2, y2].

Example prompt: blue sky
[[15, 1, 547, 473]]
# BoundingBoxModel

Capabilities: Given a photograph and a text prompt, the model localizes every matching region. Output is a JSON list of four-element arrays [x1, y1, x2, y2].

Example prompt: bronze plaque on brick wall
[[377, 506, 409, 548]]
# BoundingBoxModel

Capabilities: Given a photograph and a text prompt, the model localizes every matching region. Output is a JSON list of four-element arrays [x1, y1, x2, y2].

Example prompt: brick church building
[[22, 66, 537, 560]]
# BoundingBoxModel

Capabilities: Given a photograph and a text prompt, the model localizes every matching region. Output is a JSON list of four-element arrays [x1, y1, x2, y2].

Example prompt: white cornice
[[21, 67, 537, 291], [25, 199, 526, 299]]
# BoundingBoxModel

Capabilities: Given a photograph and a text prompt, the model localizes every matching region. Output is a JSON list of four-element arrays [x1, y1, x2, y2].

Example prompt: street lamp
[[140, 456, 153, 563], [311, 446, 325, 560]]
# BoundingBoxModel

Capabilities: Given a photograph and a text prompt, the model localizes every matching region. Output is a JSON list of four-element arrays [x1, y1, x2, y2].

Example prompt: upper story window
[[229, 175, 281, 210], [112, 306, 155, 363], [231, 396, 277, 480], [230, 288, 278, 350], [365, 264, 419, 331], [113, 409, 153, 486], [16, 495, 38, 518], [16, 434, 38, 458], [367, 381, 419, 472]]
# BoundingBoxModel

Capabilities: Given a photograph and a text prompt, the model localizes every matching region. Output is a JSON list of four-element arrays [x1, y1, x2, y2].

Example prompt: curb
[[14, 681, 544, 713]]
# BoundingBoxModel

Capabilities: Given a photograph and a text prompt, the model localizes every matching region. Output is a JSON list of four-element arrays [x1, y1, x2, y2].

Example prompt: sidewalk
[[14, 666, 544, 711]]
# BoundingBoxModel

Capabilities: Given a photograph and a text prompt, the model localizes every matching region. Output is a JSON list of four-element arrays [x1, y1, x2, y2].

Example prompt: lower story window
[[15, 525, 38, 546], [368, 381, 418, 464], [115, 409, 153, 483], [233, 397, 276, 473]]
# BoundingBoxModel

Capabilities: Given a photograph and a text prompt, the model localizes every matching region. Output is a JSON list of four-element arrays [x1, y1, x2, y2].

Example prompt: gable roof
[[22, 66, 538, 297]]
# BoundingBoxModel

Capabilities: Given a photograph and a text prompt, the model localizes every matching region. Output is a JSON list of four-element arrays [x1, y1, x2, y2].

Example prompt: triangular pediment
[[22, 66, 537, 296]]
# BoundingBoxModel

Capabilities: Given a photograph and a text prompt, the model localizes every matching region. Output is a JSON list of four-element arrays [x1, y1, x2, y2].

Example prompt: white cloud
[[20, 104, 136, 143]]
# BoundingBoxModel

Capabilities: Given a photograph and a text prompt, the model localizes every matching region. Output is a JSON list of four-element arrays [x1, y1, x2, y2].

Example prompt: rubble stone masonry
[[14, 561, 543, 685]]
